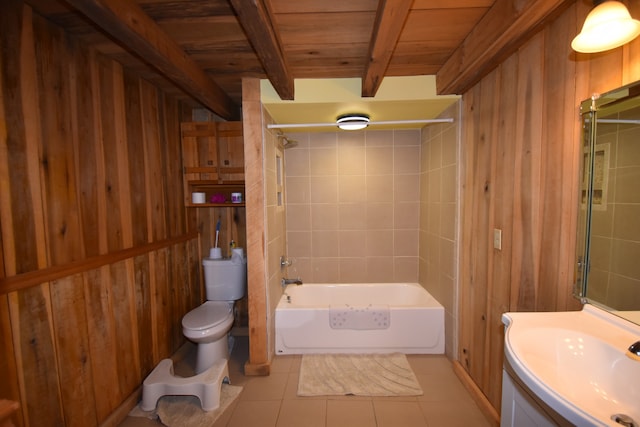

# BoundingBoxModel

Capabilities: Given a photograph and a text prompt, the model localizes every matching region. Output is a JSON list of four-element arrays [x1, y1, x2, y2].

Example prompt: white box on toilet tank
[[202, 252, 247, 301]]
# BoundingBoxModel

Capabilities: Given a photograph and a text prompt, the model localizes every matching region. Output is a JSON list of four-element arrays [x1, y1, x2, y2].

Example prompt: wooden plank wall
[[458, 0, 640, 415], [0, 2, 200, 426]]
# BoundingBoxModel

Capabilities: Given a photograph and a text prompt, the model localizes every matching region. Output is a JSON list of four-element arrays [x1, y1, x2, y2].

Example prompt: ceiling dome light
[[572, 1, 640, 53], [336, 114, 370, 130]]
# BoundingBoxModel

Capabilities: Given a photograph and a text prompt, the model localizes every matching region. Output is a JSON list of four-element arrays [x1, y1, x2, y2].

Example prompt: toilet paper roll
[[232, 248, 244, 258], [231, 247, 244, 262], [192, 192, 206, 204]]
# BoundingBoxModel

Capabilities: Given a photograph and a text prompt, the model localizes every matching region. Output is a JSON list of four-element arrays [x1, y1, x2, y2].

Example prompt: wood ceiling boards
[[24, 0, 573, 119]]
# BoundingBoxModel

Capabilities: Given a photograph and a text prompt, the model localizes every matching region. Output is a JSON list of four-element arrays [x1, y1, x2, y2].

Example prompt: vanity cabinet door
[[501, 370, 559, 427]]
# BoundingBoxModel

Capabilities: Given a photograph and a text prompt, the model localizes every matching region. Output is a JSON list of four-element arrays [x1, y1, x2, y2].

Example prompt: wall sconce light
[[572, 1, 640, 53], [336, 114, 370, 130]]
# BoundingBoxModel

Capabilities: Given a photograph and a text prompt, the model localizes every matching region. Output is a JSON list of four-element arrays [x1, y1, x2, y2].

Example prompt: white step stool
[[141, 357, 229, 412]]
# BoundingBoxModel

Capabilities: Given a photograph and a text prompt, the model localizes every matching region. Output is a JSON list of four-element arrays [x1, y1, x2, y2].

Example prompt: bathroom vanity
[[501, 305, 640, 427]]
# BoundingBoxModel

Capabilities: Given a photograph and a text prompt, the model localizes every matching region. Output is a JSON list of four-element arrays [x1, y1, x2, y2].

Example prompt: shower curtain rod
[[595, 119, 640, 125], [266, 118, 454, 129]]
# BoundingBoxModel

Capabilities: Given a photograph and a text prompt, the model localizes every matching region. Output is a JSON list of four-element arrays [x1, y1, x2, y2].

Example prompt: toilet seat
[[182, 301, 235, 370], [182, 301, 232, 331]]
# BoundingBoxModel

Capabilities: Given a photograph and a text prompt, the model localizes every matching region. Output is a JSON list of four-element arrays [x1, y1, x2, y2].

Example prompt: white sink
[[503, 304, 640, 426]]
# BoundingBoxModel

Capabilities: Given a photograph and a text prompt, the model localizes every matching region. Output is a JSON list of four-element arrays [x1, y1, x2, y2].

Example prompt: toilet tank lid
[[203, 257, 245, 264], [182, 301, 232, 330]]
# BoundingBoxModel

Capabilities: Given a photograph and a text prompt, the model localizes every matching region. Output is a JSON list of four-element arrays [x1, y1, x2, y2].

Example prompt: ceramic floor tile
[[283, 372, 301, 399], [326, 400, 377, 427], [288, 355, 302, 373], [420, 400, 493, 427], [212, 398, 240, 427], [407, 355, 453, 375], [276, 399, 326, 427], [373, 400, 429, 427], [371, 395, 419, 403], [239, 372, 289, 401], [118, 337, 495, 427], [226, 400, 280, 427], [270, 355, 298, 373], [416, 373, 473, 403]]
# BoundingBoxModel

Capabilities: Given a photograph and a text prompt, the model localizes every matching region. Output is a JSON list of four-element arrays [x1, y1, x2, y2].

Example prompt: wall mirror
[[576, 81, 640, 325]]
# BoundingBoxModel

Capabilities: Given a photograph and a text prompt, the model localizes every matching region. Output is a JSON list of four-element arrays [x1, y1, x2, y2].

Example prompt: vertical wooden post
[[241, 78, 270, 375]]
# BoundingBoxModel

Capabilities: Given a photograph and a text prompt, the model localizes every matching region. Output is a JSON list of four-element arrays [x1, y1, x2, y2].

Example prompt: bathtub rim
[[277, 282, 443, 309]]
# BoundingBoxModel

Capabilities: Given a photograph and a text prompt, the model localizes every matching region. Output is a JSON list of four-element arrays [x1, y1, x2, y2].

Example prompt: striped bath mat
[[297, 353, 423, 396]]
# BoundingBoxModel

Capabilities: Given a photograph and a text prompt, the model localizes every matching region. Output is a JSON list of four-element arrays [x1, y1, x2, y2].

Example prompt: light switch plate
[[493, 228, 502, 250]]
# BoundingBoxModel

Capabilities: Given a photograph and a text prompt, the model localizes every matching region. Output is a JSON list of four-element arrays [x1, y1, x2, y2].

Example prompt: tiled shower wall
[[418, 102, 461, 358], [283, 129, 422, 283], [263, 110, 288, 355]]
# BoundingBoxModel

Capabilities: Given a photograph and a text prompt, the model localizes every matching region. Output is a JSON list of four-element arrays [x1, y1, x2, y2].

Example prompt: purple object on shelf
[[210, 193, 226, 203]]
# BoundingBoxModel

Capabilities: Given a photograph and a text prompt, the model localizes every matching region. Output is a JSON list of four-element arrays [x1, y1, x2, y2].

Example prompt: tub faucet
[[628, 341, 640, 360], [281, 277, 303, 288]]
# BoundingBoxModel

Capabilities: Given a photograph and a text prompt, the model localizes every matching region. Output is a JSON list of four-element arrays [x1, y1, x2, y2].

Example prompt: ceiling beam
[[229, 0, 294, 100], [436, 0, 572, 95], [63, 0, 239, 120], [362, 0, 413, 97]]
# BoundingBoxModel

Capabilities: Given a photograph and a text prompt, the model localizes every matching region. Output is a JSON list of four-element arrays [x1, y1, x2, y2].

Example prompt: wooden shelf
[[186, 180, 245, 207], [187, 202, 245, 208], [188, 180, 244, 187]]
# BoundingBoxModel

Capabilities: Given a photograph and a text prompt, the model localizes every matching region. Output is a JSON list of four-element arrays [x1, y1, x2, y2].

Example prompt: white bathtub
[[275, 283, 444, 354]]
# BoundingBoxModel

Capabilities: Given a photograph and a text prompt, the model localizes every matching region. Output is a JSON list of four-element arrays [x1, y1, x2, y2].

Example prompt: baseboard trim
[[99, 387, 141, 427], [452, 360, 500, 427]]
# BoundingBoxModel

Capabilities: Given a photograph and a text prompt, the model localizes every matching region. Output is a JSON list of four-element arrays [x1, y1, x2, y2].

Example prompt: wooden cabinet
[[180, 120, 246, 250], [181, 121, 245, 207]]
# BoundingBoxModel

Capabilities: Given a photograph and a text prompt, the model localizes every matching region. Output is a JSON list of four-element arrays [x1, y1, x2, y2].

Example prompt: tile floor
[[119, 336, 493, 427]]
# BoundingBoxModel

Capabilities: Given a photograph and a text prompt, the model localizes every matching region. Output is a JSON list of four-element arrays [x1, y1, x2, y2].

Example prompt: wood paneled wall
[[458, 0, 640, 416], [0, 2, 200, 426]]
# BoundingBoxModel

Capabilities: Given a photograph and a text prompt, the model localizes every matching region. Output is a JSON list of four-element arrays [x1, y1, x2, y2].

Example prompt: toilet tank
[[202, 253, 247, 301]]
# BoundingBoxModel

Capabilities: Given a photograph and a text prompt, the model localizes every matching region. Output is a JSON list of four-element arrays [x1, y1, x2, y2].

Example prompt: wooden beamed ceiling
[[25, 0, 574, 119], [362, 0, 414, 97], [228, 0, 294, 100], [63, 0, 240, 119]]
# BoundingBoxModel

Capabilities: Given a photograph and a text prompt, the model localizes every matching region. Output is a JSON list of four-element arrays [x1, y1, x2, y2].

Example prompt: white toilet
[[141, 248, 247, 412]]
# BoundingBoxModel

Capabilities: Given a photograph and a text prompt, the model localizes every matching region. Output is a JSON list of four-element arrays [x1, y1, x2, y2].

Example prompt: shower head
[[278, 134, 298, 149]]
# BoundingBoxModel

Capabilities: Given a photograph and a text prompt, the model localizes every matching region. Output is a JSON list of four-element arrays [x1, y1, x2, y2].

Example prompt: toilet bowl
[[182, 301, 235, 373], [141, 249, 247, 411]]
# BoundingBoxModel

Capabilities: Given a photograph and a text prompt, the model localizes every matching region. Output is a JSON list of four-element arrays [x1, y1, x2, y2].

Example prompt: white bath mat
[[129, 383, 242, 427], [298, 353, 423, 397]]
